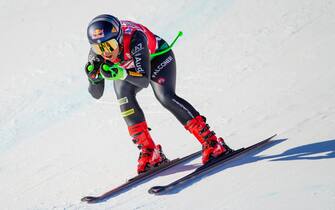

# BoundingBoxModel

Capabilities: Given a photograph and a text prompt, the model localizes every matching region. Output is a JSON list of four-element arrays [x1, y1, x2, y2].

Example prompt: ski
[[81, 149, 201, 203], [148, 134, 277, 195]]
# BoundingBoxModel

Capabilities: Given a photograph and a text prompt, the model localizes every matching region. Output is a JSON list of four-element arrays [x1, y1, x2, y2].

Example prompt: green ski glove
[[100, 62, 127, 81], [85, 61, 104, 84]]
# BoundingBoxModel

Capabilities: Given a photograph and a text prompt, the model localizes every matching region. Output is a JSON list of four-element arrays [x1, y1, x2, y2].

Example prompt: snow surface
[[1, 0, 335, 209]]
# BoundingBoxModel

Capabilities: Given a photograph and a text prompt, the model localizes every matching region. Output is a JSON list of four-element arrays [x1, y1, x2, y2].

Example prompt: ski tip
[[268, 134, 278, 140], [81, 196, 99, 203], [148, 186, 166, 194], [257, 134, 277, 145]]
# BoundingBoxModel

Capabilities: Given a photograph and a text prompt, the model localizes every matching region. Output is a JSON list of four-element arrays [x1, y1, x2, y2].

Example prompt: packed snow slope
[[1, 0, 335, 209]]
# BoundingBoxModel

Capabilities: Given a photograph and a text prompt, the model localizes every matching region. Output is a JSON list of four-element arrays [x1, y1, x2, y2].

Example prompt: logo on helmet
[[92, 29, 105, 40]]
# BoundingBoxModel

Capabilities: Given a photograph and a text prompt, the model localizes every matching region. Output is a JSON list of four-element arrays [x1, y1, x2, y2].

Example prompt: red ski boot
[[128, 121, 168, 174], [185, 115, 232, 164]]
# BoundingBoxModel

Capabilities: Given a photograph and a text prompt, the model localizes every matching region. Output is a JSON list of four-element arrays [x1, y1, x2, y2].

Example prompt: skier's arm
[[86, 50, 105, 99], [88, 79, 105, 99], [123, 31, 151, 88]]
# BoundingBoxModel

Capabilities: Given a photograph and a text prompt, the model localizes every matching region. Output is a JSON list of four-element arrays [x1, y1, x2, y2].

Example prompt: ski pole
[[150, 31, 183, 59]]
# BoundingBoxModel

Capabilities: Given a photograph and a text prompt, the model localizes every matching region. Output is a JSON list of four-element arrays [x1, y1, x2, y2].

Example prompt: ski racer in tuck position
[[84, 14, 232, 174]]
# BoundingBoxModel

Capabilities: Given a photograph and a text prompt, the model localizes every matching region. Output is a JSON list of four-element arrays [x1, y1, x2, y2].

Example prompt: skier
[[85, 14, 232, 174]]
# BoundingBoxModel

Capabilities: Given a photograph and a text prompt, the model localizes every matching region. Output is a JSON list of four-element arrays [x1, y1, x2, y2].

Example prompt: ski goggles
[[91, 39, 119, 55]]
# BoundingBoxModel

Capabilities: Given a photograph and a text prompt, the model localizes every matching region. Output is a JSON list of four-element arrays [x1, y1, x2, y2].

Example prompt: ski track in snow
[[1, 0, 335, 209]]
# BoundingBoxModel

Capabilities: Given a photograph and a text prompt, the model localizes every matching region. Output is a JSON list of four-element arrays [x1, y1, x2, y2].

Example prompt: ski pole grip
[[87, 64, 95, 72]]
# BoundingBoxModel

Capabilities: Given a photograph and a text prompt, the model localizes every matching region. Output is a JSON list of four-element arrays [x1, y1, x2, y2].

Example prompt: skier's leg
[[113, 80, 145, 126], [150, 50, 199, 125], [150, 50, 232, 164], [113, 80, 167, 173]]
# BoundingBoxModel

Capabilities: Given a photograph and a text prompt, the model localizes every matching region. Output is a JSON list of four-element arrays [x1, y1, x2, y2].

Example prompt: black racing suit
[[87, 31, 199, 126]]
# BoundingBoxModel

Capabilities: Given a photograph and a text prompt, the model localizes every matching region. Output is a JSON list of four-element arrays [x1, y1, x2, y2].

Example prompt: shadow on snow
[[162, 138, 335, 195]]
